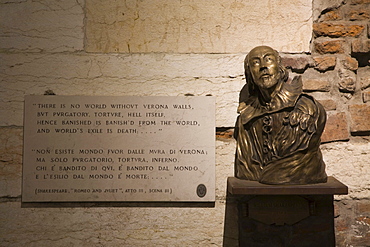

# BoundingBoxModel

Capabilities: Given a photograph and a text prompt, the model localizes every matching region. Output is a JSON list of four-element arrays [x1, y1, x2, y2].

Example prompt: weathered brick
[[349, 104, 370, 133], [318, 99, 337, 111], [313, 56, 336, 71], [362, 91, 370, 103], [321, 112, 350, 143], [346, 7, 370, 20], [342, 56, 359, 71], [313, 23, 365, 38], [352, 39, 370, 53], [281, 56, 312, 72], [303, 79, 331, 92], [314, 40, 345, 54]]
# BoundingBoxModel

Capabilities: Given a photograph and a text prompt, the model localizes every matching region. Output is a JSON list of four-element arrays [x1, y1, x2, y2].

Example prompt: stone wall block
[[313, 0, 345, 21], [0, 0, 84, 52], [345, 6, 370, 20], [338, 69, 357, 92], [321, 112, 350, 143], [281, 55, 313, 72], [351, 216, 370, 246], [216, 129, 234, 140], [303, 78, 332, 92], [318, 99, 337, 111], [318, 9, 343, 22], [0, 127, 23, 197], [358, 67, 370, 90], [341, 56, 359, 71], [352, 39, 370, 53], [350, 0, 370, 4], [0, 53, 248, 127], [0, 201, 227, 246], [313, 56, 337, 71], [85, 0, 313, 53], [357, 201, 370, 214], [314, 39, 346, 54], [334, 200, 370, 246], [0, 77, 242, 128], [1, 53, 245, 82], [349, 104, 370, 133], [313, 23, 365, 38], [334, 201, 353, 232], [322, 141, 370, 199], [362, 91, 370, 103]]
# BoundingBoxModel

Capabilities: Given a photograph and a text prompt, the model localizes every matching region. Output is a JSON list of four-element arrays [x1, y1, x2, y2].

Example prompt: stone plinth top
[[228, 176, 348, 195]]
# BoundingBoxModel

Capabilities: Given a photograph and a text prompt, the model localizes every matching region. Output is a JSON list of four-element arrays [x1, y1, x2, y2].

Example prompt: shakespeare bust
[[234, 46, 328, 185]]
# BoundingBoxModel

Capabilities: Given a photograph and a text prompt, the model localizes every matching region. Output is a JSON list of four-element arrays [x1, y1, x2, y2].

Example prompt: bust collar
[[238, 76, 303, 125]]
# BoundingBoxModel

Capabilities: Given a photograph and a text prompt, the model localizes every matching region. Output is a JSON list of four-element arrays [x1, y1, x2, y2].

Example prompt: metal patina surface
[[234, 46, 327, 185]]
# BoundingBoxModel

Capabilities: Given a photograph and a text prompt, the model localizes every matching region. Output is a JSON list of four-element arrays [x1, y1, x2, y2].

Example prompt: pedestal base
[[227, 177, 348, 247]]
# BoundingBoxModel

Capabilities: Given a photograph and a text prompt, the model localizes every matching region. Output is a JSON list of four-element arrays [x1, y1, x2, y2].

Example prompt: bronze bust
[[234, 46, 327, 185]]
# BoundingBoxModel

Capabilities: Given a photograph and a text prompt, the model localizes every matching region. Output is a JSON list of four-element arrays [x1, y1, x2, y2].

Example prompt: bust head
[[243, 46, 288, 98]]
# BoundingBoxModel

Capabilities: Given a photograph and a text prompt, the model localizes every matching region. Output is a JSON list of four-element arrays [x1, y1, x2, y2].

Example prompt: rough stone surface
[[322, 140, 370, 199], [313, 0, 345, 20], [314, 39, 346, 54], [349, 104, 370, 133], [0, 0, 84, 52], [281, 55, 313, 72], [216, 129, 234, 140], [0, 53, 244, 127], [0, 201, 226, 247], [318, 99, 337, 111], [313, 56, 336, 71], [338, 69, 356, 92], [358, 67, 370, 90], [334, 199, 370, 246], [1, 0, 370, 246], [303, 78, 331, 91], [85, 0, 312, 53], [321, 112, 350, 143], [350, 0, 370, 4], [313, 23, 365, 38], [346, 6, 370, 20], [352, 39, 370, 53], [318, 9, 342, 21], [0, 127, 23, 197], [362, 91, 370, 103], [341, 56, 359, 71]]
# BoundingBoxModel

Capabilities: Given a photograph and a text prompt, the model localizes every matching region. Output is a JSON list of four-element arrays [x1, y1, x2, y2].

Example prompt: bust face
[[248, 46, 280, 90]]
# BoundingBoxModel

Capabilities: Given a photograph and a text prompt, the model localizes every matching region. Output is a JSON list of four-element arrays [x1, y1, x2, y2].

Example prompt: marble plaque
[[22, 95, 215, 202]]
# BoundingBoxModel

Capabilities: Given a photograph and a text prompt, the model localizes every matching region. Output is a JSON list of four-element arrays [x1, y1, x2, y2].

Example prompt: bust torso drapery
[[234, 46, 327, 185]]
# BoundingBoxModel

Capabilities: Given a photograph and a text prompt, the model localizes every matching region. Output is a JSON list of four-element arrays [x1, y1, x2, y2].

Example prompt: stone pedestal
[[227, 176, 348, 247]]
